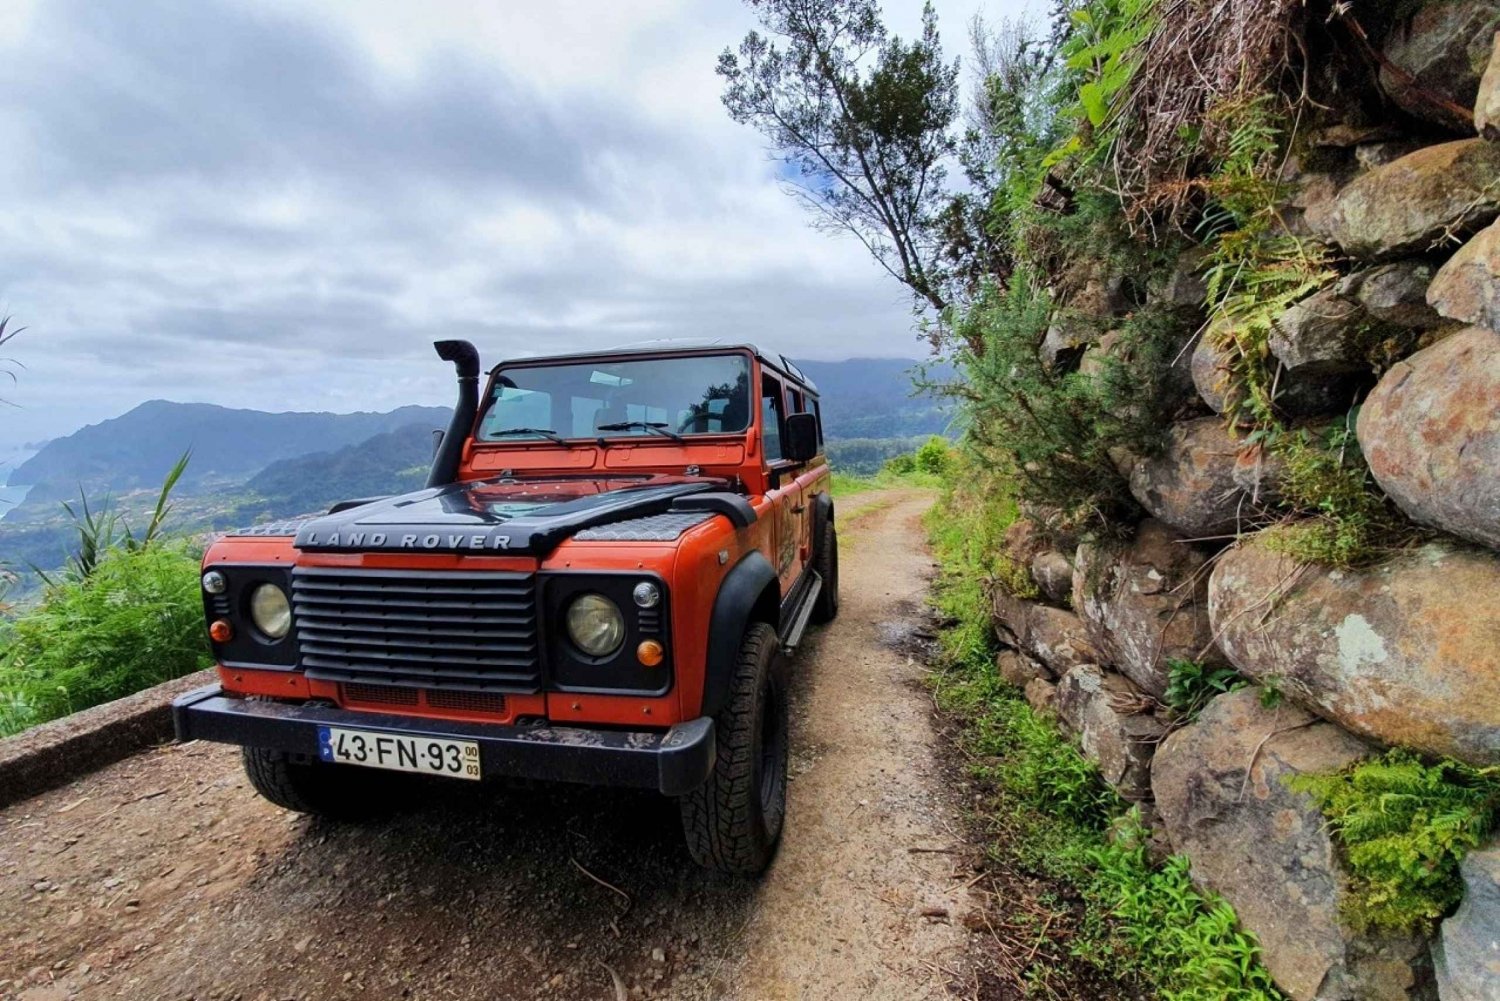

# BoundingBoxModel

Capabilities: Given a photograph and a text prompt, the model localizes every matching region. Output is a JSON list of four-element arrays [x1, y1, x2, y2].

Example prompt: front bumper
[[172, 685, 716, 796]]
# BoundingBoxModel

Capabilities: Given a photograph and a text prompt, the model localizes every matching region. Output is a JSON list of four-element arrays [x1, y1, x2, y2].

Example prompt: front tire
[[679, 622, 788, 875], [811, 521, 839, 624], [242, 747, 398, 820]]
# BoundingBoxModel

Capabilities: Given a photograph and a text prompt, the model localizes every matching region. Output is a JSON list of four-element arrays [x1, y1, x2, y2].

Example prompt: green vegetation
[[830, 435, 954, 497], [0, 455, 209, 737], [1293, 750, 1500, 935], [39, 450, 189, 583], [1163, 658, 1248, 723], [0, 543, 209, 736], [1258, 421, 1414, 568], [927, 470, 1283, 999]]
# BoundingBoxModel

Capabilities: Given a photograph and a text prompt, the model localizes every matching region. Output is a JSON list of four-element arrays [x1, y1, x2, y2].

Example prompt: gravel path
[[1, 491, 987, 1001]]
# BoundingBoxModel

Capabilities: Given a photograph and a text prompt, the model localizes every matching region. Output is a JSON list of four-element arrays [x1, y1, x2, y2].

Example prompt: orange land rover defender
[[173, 341, 838, 874]]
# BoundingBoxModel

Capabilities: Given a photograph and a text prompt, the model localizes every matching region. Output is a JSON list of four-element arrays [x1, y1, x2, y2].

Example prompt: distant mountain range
[[0, 357, 952, 581], [9, 401, 451, 502], [798, 357, 954, 440]]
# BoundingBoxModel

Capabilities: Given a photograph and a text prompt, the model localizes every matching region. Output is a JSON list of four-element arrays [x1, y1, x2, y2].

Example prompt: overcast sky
[[0, 0, 1041, 454]]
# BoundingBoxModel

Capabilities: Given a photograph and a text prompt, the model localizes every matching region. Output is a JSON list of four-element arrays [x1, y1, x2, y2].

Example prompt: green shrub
[[882, 451, 917, 476], [1292, 749, 1500, 934], [1164, 658, 1247, 722], [926, 479, 1284, 999], [0, 544, 210, 736], [913, 435, 953, 475]]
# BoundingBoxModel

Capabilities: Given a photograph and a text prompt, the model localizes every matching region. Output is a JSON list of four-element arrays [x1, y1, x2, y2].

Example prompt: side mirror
[[784, 412, 818, 463], [431, 428, 445, 458]]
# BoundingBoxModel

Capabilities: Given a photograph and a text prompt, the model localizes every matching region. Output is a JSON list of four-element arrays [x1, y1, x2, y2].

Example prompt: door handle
[[791, 504, 806, 514]]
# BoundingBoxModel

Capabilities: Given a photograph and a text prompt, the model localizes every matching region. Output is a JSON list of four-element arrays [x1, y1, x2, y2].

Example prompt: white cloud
[[0, 0, 1040, 453]]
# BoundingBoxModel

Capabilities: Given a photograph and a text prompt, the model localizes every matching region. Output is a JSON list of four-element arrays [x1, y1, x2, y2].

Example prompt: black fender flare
[[701, 550, 779, 717]]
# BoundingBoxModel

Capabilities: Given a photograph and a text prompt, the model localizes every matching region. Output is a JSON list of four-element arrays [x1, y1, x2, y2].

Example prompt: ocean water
[[0, 447, 37, 522]]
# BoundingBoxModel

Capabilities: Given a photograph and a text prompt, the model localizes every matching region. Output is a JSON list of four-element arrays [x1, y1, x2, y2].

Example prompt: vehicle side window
[[761, 373, 786, 463], [812, 399, 825, 445]]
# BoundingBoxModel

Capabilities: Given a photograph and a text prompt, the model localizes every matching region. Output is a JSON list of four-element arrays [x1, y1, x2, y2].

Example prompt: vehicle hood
[[291, 476, 721, 556]]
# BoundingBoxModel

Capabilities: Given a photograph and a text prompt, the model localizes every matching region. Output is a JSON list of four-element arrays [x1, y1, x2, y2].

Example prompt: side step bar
[[780, 571, 823, 654]]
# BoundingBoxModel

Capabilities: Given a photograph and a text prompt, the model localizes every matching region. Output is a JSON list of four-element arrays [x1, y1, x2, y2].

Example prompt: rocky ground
[[0, 490, 1086, 1001]]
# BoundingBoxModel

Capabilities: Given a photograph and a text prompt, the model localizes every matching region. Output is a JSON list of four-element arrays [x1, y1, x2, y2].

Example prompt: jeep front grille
[[291, 567, 540, 692]]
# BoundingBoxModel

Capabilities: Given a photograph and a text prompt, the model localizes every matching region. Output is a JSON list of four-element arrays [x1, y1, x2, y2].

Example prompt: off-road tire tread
[[679, 622, 785, 875], [242, 747, 383, 820], [811, 520, 839, 623]]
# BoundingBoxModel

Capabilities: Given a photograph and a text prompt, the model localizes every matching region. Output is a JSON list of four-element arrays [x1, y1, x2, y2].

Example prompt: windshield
[[477, 353, 753, 442]]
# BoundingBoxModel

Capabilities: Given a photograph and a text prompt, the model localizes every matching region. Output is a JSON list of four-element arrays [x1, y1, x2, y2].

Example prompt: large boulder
[[1209, 539, 1500, 765], [1072, 519, 1224, 699], [1270, 284, 1372, 375], [1381, 0, 1500, 132], [1029, 550, 1074, 605], [992, 594, 1105, 677], [1153, 690, 1434, 1001], [1426, 219, 1500, 332], [1194, 317, 1363, 418], [1042, 315, 1097, 370], [1151, 245, 1210, 310], [1190, 327, 1234, 414], [1341, 261, 1445, 329], [1478, 30, 1500, 137], [1127, 417, 1248, 537], [1358, 326, 1500, 549], [1024, 677, 1058, 715], [1317, 139, 1500, 259], [1003, 517, 1050, 567], [1432, 845, 1500, 1000], [997, 648, 1051, 688], [1054, 665, 1164, 802]]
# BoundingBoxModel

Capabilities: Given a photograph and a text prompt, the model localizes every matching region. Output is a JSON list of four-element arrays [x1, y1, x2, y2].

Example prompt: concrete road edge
[[0, 669, 217, 808]]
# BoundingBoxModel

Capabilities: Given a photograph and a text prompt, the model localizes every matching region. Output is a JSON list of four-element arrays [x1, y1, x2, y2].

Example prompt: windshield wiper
[[488, 427, 570, 446], [596, 421, 686, 444]]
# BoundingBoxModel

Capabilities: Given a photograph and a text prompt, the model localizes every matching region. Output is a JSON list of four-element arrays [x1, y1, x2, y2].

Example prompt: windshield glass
[[478, 353, 753, 442]]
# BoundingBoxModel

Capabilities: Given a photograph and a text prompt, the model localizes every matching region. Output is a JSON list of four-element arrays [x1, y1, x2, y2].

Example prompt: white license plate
[[317, 726, 481, 780]]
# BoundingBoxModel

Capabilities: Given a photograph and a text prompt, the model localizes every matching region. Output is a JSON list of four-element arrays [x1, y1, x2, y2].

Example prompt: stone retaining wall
[[992, 16, 1500, 1000]]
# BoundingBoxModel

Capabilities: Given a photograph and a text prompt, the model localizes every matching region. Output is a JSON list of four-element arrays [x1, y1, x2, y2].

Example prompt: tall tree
[[719, 0, 960, 318]]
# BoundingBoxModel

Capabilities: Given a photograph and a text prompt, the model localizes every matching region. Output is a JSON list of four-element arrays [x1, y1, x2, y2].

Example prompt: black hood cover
[[294, 477, 717, 556]]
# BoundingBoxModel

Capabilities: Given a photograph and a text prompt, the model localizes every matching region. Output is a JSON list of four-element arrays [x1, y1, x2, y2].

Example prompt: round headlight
[[202, 570, 227, 595], [249, 583, 291, 640], [566, 593, 625, 657], [632, 581, 661, 608]]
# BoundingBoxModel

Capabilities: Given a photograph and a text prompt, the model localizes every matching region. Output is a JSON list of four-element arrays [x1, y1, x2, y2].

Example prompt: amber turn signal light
[[637, 639, 664, 667], [209, 619, 233, 643]]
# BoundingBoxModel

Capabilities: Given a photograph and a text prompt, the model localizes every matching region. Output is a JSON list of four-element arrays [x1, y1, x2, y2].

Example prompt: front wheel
[[242, 747, 404, 821], [811, 521, 839, 624], [679, 622, 788, 875]]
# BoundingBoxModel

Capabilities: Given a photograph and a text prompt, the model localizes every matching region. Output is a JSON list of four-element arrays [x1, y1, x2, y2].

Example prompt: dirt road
[[1, 491, 989, 1001]]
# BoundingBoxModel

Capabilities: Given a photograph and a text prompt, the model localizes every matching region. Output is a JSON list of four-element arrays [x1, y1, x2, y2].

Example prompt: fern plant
[[1293, 749, 1500, 934]]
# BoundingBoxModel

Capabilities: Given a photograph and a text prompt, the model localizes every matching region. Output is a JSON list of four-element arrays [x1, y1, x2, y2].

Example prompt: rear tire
[[242, 747, 399, 820], [679, 622, 788, 875], [811, 521, 839, 624]]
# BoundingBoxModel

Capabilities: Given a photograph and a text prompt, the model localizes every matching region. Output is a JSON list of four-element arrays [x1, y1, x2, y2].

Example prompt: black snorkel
[[426, 340, 480, 488]]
